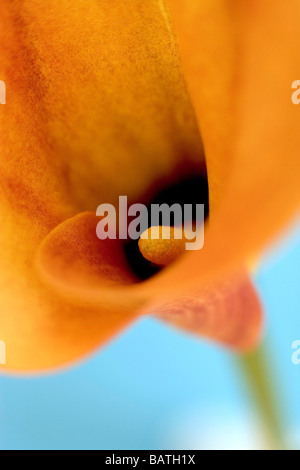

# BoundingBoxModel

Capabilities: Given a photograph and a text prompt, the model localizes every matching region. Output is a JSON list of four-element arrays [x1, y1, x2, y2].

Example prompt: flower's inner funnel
[[124, 174, 209, 280]]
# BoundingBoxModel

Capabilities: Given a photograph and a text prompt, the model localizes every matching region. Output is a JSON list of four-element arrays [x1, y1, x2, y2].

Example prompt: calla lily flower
[[1, 0, 300, 373]]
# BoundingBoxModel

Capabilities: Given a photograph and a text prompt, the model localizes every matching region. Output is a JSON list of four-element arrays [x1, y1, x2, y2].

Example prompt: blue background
[[0, 225, 300, 450]]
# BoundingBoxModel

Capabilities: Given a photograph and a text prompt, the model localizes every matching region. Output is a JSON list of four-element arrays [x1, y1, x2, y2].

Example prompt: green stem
[[237, 345, 286, 450]]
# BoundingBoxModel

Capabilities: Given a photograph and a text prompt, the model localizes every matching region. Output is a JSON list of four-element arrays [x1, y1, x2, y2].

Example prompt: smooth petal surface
[[163, 0, 300, 269], [157, 269, 263, 352], [138, 0, 300, 298], [0, 0, 204, 372], [0, 0, 299, 371]]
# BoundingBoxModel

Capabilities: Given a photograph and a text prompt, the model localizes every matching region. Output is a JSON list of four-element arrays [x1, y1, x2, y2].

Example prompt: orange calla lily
[[0, 0, 300, 373]]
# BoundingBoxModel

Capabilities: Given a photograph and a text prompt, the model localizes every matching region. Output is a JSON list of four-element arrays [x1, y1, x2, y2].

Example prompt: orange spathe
[[0, 0, 299, 372]]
